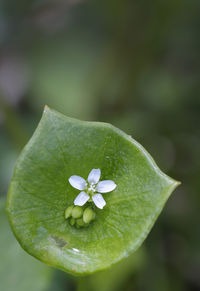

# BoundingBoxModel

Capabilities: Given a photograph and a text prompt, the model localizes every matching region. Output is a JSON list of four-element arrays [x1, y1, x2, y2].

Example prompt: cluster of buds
[[65, 205, 96, 228]]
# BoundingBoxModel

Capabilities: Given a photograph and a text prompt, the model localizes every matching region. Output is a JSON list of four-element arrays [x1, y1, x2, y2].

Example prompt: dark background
[[0, 1, 200, 290]]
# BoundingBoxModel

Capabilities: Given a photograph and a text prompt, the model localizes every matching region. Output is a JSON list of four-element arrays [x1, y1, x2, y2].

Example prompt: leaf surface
[[7, 107, 180, 274]]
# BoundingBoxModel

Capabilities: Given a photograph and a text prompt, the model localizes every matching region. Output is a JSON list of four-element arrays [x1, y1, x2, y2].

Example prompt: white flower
[[68, 169, 117, 209]]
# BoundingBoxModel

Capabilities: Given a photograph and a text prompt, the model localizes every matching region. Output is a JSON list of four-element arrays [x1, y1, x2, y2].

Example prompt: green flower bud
[[69, 217, 75, 226], [64, 205, 74, 219], [83, 207, 95, 224], [72, 206, 83, 219], [76, 218, 84, 227]]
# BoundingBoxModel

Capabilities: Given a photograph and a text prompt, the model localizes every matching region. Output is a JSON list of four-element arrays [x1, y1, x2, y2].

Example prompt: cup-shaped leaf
[[7, 107, 180, 275]]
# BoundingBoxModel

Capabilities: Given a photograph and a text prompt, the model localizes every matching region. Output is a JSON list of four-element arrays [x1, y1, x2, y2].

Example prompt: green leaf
[[7, 106, 180, 275], [0, 198, 52, 291]]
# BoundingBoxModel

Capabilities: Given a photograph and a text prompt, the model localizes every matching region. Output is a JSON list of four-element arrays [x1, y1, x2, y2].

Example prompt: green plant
[[7, 106, 180, 275]]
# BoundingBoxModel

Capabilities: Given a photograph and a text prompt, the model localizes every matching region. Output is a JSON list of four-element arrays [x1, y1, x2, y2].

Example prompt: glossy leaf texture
[[7, 107, 180, 275], [0, 198, 52, 291]]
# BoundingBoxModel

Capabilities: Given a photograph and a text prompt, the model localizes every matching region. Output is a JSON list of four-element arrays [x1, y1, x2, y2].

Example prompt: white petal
[[74, 192, 89, 206], [69, 175, 87, 190], [97, 180, 117, 193], [92, 194, 106, 209], [88, 168, 101, 184]]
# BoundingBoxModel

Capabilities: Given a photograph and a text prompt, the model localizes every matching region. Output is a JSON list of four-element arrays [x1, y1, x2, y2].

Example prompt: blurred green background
[[0, 0, 200, 290]]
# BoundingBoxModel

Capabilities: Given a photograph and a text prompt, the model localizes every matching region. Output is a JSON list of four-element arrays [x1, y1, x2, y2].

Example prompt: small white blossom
[[68, 169, 117, 209]]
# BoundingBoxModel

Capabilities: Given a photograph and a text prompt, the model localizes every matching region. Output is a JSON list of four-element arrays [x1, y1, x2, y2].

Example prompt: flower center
[[87, 182, 96, 195]]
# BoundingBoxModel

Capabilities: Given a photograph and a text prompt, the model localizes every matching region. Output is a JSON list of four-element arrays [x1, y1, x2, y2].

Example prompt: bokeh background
[[0, 1, 200, 290]]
